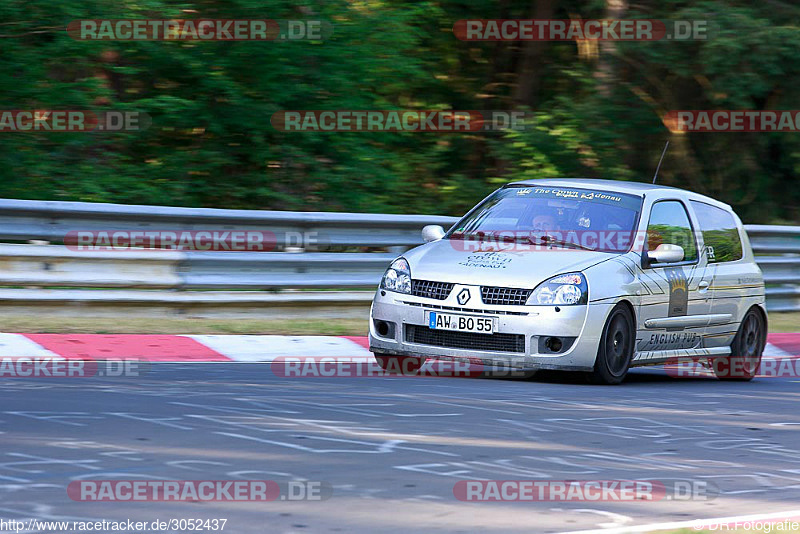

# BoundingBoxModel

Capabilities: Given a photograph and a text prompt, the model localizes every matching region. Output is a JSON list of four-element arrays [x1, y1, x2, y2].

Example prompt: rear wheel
[[588, 304, 635, 385], [712, 308, 765, 381], [374, 353, 425, 375]]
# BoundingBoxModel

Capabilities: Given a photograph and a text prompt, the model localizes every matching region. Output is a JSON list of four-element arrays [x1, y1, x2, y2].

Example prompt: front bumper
[[368, 285, 615, 372]]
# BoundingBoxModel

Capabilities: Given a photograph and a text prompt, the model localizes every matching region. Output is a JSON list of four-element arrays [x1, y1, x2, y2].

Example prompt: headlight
[[381, 258, 412, 294], [527, 272, 588, 306]]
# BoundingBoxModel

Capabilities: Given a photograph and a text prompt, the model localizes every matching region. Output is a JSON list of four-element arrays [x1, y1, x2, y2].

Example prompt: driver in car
[[532, 214, 558, 232]]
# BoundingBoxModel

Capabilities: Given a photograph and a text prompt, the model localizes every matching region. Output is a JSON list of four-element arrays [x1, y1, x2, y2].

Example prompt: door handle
[[698, 281, 710, 292]]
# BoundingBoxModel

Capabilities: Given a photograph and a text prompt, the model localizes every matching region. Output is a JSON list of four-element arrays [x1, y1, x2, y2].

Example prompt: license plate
[[427, 311, 495, 334]]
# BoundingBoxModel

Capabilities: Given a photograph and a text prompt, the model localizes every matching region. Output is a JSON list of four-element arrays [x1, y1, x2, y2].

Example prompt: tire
[[374, 353, 425, 375], [712, 308, 765, 381], [588, 304, 635, 385]]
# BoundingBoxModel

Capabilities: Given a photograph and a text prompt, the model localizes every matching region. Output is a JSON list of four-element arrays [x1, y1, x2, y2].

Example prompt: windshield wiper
[[449, 231, 480, 239], [535, 235, 595, 251], [450, 232, 594, 251]]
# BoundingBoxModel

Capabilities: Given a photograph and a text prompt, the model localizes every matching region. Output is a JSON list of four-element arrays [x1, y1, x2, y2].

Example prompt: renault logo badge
[[457, 288, 471, 305]]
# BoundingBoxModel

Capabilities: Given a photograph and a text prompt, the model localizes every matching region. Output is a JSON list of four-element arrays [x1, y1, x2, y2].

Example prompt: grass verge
[[766, 312, 800, 333]]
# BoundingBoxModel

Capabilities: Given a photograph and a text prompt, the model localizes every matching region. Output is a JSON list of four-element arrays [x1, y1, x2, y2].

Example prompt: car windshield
[[447, 185, 643, 253]]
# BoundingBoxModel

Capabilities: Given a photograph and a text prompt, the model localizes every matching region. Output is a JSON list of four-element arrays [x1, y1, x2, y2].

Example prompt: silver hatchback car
[[369, 179, 767, 384]]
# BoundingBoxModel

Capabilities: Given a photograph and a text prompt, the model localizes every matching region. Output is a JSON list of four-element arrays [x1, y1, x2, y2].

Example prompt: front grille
[[401, 301, 529, 316], [412, 280, 454, 300], [405, 325, 525, 353], [481, 286, 532, 306]]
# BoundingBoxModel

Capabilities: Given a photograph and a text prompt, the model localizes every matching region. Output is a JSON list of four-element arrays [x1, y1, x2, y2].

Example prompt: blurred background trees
[[1, 0, 799, 222]]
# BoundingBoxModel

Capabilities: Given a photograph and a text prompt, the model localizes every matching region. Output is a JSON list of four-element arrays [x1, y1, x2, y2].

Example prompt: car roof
[[505, 178, 732, 210]]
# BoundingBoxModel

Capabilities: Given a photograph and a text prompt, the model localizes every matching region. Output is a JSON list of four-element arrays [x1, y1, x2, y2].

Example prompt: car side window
[[646, 200, 698, 263], [690, 201, 743, 263]]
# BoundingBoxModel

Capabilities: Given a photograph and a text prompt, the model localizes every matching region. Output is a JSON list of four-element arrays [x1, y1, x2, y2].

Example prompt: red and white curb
[[0, 333, 372, 361], [0, 333, 796, 363]]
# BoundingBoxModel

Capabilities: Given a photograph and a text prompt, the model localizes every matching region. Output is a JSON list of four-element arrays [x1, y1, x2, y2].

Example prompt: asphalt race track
[[2, 364, 800, 533]]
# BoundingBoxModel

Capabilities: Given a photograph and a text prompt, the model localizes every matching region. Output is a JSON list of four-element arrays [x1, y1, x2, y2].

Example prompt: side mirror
[[646, 243, 684, 265], [422, 225, 446, 243]]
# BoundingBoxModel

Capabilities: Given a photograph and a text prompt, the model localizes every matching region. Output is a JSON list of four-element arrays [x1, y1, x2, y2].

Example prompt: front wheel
[[712, 308, 766, 381], [588, 304, 635, 385]]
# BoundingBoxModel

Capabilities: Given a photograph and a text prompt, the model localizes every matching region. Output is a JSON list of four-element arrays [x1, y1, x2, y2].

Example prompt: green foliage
[[703, 229, 743, 263], [647, 224, 699, 262], [0, 0, 799, 222]]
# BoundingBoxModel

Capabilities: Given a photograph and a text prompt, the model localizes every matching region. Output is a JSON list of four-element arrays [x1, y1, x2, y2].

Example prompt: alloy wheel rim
[[739, 313, 762, 374], [607, 313, 630, 375]]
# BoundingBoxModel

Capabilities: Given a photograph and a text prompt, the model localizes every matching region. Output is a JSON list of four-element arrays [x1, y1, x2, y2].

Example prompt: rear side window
[[690, 201, 743, 263], [646, 200, 698, 263]]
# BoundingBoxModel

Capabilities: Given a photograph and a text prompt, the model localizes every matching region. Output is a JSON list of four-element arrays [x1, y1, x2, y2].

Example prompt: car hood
[[403, 239, 615, 288]]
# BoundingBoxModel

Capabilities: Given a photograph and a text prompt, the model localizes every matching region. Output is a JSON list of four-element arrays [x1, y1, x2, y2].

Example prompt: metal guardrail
[[746, 225, 800, 255], [0, 245, 396, 289], [0, 198, 457, 248], [0, 288, 373, 319], [747, 225, 800, 312], [183, 251, 397, 288], [0, 198, 797, 312]]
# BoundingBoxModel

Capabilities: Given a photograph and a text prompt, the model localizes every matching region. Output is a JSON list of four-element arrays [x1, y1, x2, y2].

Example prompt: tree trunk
[[513, 0, 556, 108], [594, 0, 627, 96]]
